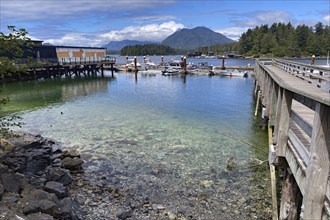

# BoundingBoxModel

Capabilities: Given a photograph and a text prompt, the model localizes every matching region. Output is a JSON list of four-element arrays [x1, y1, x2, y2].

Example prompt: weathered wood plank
[[277, 89, 293, 157], [303, 103, 330, 219], [291, 110, 312, 138], [279, 168, 302, 220]]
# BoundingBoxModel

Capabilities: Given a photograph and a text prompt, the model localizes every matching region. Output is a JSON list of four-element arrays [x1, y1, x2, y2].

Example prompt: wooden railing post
[[303, 103, 330, 219], [276, 89, 293, 157], [273, 87, 283, 145]]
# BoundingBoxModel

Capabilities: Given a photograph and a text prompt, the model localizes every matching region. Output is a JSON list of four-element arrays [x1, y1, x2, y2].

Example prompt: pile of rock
[[0, 133, 83, 220]]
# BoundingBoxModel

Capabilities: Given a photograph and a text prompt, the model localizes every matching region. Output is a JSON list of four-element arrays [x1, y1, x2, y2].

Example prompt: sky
[[0, 0, 329, 47]]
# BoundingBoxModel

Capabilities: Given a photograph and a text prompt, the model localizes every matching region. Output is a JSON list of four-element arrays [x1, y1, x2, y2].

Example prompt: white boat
[[222, 70, 248, 77], [209, 66, 248, 77], [125, 59, 142, 71], [162, 67, 180, 76]]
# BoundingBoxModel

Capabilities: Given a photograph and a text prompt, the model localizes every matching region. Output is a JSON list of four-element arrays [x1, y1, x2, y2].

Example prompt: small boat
[[222, 70, 248, 77], [162, 67, 180, 76], [209, 66, 248, 77]]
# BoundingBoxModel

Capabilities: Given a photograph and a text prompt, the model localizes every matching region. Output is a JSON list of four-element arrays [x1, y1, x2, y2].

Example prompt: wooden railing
[[15, 56, 116, 67], [255, 59, 330, 219], [273, 58, 330, 92]]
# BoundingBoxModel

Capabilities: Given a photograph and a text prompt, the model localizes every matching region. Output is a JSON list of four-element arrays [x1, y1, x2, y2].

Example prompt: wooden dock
[[254, 58, 330, 220], [2, 59, 116, 82]]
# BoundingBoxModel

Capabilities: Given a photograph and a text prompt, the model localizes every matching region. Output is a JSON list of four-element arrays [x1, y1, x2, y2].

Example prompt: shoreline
[[0, 133, 192, 220]]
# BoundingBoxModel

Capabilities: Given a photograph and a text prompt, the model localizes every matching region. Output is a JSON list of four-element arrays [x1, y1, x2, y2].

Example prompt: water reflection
[[0, 76, 115, 116]]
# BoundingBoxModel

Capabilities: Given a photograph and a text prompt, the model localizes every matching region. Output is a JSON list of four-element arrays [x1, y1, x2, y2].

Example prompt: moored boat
[[209, 66, 248, 77]]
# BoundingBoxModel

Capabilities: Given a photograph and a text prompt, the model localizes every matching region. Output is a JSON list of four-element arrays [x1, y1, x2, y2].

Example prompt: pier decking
[[254, 59, 330, 219], [2, 58, 117, 82]]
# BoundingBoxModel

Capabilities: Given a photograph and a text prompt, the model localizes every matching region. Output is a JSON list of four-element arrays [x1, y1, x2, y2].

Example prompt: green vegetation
[[120, 44, 180, 56], [237, 22, 330, 57], [0, 26, 28, 138], [0, 25, 30, 78], [194, 43, 239, 55]]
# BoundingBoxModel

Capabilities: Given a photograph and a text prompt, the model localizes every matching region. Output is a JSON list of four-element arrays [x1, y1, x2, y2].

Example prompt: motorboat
[[162, 67, 180, 76], [222, 70, 249, 77], [209, 66, 248, 77]]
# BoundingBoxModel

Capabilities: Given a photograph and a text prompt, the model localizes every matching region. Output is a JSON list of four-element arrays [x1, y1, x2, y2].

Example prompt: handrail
[[256, 59, 330, 106]]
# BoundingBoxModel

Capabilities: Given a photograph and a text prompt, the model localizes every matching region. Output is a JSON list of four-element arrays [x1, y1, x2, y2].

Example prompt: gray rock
[[45, 181, 67, 198], [18, 189, 60, 216], [62, 157, 83, 170], [62, 149, 80, 158], [46, 167, 73, 185], [1, 192, 21, 205], [27, 212, 54, 220], [0, 183, 4, 199], [117, 209, 133, 219], [0, 164, 9, 175], [0, 173, 28, 193], [52, 158, 62, 167], [59, 197, 76, 219], [0, 206, 27, 219]]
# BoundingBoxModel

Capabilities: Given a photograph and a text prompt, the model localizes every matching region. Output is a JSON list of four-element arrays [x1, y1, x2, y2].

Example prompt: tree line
[[237, 22, 330, 57], [119, 22, 330, 58], [120, 44, 181, 56]]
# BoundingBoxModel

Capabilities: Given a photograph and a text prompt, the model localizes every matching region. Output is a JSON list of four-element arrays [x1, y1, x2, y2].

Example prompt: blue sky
[[1, 0, 329, 46]]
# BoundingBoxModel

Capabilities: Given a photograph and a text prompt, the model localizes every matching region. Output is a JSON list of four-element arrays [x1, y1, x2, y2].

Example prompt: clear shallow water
[[2, 72, 271, 219]]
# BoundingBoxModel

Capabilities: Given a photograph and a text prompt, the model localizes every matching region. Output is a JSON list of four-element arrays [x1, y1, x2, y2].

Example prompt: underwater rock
[[62, 157, 84, 170], [201, 180, 214, 188], [226, 156, 236, 171]]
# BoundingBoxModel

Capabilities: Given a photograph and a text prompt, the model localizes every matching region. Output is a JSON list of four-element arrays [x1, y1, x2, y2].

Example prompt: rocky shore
[[0, 133, 83, 219], [0, 133, 190, 220]]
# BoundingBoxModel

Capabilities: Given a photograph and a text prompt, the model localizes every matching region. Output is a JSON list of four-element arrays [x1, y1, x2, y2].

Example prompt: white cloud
[[99, 21, 184, 42], [323, 15, 330, 26], [1, 0, 175, 20], [231, 10, 293, 27], [43, 21, 185, 47], [215, 27, 250, 41]]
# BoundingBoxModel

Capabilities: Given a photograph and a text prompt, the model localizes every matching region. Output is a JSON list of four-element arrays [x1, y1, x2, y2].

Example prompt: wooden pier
[[3, 59, 116, 82], [254, 58, 330, 219]]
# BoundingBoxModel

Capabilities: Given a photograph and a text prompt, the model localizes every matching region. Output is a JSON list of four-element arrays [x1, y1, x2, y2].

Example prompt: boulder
[[0, 206, 27, 219], [45, 181, 68, 198], [27, 212, 54, 220], [18, 189, 60, 216], [61, 149, 80, 158], [0, 173, 28, 193], [62, 157, 83, 170], [46, 167, 73, 186]]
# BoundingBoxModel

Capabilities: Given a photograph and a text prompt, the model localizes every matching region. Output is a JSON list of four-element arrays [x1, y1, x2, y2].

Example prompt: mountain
[[102, 39, 157, 50], [161, 26, 235, 49]]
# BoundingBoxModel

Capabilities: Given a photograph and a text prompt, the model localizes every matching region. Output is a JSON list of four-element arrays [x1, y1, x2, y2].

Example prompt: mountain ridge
[[161, 26, 235, 49], [103, 39, 157, 50]]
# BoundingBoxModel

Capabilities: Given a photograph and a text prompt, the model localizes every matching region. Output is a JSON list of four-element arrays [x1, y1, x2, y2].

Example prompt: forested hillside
[[120, 44, 179, 56], [237, 22, 330, 57]]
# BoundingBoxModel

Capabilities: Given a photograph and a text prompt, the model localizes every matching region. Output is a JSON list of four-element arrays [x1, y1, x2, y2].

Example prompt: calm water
[[1, 69, 272, 218], [115, 55, 255, 67]]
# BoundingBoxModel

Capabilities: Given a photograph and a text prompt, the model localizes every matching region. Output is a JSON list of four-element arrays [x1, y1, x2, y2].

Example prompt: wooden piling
[[254, 90, 260, 116]]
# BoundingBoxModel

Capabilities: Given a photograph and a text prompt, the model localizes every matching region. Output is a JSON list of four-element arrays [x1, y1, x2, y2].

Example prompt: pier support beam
[[303, 103, 330, 219], [279, 168, 302, 220]]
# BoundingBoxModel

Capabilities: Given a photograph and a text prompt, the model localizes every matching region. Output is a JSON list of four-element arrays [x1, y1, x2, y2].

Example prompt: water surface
[[2, 72, 271, 219]]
